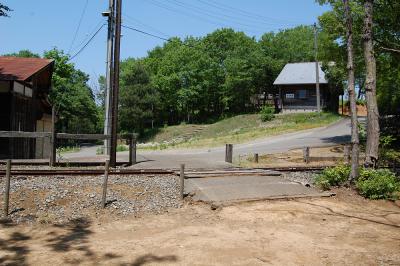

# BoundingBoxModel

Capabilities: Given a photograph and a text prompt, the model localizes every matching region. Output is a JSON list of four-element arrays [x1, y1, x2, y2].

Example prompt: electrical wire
[[122, 13, 170, 38], [165, 0, 296, 28], [122, 25, 170, 42], [145, 0, 262, 35], [196, 0, 304, 25], [67, 0, 89, 54], [70, 19, 104, 55], [69, 23, 106, 61]]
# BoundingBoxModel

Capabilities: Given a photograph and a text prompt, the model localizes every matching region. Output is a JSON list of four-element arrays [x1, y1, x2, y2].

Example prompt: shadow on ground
[[1, 218, 179, 265], [121, 254, 178, 266], [45, 218, 122, 264], [0, 219, 30, 266]]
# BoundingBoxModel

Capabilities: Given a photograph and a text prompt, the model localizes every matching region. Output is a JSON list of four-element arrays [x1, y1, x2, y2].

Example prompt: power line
[[122, 13, 170, 38], [122, 25, 170, 42], [70, 19, 104, 55], [145, 0, 262, 35], [197, 0, 304, 25], [67, 0, 89, 54], [69, 23, 106, 61], [166, 0, 296, 29]]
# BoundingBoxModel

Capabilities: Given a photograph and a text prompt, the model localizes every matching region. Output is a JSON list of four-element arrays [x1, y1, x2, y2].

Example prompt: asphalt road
[[64, 118, 351, 169]]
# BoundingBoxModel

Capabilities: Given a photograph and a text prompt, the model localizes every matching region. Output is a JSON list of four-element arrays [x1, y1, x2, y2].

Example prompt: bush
[[356, 168, 399, 199], [315, 164, 350, 190], [260, 105, 275, 122]]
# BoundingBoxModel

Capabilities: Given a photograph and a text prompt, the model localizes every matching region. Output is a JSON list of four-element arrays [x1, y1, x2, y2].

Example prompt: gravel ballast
[[0, 174, 181, 224]]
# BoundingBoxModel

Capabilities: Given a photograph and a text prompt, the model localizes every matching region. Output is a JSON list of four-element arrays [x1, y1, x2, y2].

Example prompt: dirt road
[[1, 189, 399, 265]]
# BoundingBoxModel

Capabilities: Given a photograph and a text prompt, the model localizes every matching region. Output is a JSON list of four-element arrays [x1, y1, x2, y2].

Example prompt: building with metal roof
[[273, 62, 339, 113], [0, 57, 54, 159]]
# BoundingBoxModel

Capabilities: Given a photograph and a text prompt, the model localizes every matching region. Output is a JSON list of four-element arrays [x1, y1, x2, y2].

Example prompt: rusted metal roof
[[0, 56, 54, 81]]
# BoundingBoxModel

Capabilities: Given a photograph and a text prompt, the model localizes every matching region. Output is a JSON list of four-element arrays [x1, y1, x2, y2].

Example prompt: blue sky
[[0, 0, 330, 88]]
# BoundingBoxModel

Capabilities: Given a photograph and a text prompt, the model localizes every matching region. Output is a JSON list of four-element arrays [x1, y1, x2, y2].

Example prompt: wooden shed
[[0, 56, 54, 159], [273, 62, 339, 113]]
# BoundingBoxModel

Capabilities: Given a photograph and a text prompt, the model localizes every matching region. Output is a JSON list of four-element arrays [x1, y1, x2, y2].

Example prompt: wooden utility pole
[[344, 0, 360, 182], [103, 0, 115, 156], [109, 0, 122, 167], [314, 23, 321, 112], [363, 0, 380, 167]]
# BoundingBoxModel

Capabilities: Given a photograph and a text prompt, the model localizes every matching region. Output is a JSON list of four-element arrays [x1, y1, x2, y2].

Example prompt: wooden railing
[[0, 131, 137, 167]]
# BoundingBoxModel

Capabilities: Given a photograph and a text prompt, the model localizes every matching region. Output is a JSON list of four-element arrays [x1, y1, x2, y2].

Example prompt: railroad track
[[0, 169, 174, 176], [1, 166, 396, 177]]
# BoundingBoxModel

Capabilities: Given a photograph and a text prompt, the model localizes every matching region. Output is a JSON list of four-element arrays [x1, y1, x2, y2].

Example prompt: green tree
[[0, 3, 11, 17], [119, 59, 159, 134], [43, 48, 100, 133], [4, 50, 40, 58]]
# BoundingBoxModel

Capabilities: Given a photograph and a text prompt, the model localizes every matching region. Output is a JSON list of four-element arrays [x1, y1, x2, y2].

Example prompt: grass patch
[[57, 146, 80, 154], [139, 112, 341, 150]]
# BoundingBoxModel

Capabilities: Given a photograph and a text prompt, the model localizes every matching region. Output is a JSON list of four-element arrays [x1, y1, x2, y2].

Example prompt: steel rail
[[0, 169, 173, 176]]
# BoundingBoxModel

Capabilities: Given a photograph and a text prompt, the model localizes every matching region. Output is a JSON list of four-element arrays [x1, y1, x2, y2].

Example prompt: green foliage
[[317, 0, 400, 115], [356, 99, 366, 106], [116, 145, 129, 152], [119, 59, 159, 134], [4, 49, 40, 58], [259, 105, 275, 122], [356, 168, 399, 199], [358, 122, 367, 143], [0, 3, 11, 17], [315, 164, 351, 190], [44, 48, 100, 133]]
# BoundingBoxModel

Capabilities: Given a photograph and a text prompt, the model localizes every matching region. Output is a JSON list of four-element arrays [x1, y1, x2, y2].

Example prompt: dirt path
[[1, 189, 400, 265]]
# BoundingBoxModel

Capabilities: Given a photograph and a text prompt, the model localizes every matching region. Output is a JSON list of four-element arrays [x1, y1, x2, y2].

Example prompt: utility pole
[[102, 0, 115, 155], [109, 0, 122, 167], [314, 23, 321, 112]]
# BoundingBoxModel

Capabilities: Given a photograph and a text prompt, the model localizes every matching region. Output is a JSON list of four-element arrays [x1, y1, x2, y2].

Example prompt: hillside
[[138, 112, 341, 150]]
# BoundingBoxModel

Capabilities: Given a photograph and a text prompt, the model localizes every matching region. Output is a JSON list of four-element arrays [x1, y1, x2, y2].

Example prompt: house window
[[285, 93, 295, 99], [298, 90, 307, 99]]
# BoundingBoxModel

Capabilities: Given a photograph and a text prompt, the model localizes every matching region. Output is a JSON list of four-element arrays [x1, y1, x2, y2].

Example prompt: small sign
[[285, 93, 295, 99]]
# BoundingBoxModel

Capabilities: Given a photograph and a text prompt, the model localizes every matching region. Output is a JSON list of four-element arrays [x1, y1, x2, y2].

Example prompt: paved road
[[64, 118, 351, 169]]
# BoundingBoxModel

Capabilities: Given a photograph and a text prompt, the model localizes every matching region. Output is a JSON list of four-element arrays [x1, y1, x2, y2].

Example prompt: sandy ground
[[1, 188, 400, 265]]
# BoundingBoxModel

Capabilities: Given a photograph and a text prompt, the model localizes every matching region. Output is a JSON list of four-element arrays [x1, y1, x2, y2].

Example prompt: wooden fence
[[0, 131, 137, 167]]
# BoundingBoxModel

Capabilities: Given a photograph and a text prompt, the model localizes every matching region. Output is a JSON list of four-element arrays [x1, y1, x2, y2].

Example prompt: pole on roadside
[[314, 23, 321, 113], [103, 0, 115, 156], [225, 144, 233, 163], [109, 0, 122, 167]]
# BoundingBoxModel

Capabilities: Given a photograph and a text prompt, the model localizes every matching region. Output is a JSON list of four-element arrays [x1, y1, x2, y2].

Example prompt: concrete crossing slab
[[185, 175, 331, 203]]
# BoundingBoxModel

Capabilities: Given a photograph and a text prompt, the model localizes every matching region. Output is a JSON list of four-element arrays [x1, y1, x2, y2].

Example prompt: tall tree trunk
[[363, 0, 380, 167], [344, 0, 359, 182]]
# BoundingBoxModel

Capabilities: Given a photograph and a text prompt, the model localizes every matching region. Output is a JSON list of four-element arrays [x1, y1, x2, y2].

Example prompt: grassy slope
[[140, 112, 341, 150]]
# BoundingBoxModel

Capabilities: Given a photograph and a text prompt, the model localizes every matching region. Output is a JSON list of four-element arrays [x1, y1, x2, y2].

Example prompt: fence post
[[49, 106, 56, 167], [225, 144, 233, 163], [129, 135, 137, 166], [254, 153, 259, 163], [343, 145, 351, 164], [101, 160, 110, 208], [180, 164, 185, 200], [303, 147, 310, 164], [3, 159, 11, 217]]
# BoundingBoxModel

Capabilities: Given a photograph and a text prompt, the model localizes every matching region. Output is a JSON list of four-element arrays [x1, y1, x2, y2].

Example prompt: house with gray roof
[[273, 62, 339, 112]]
